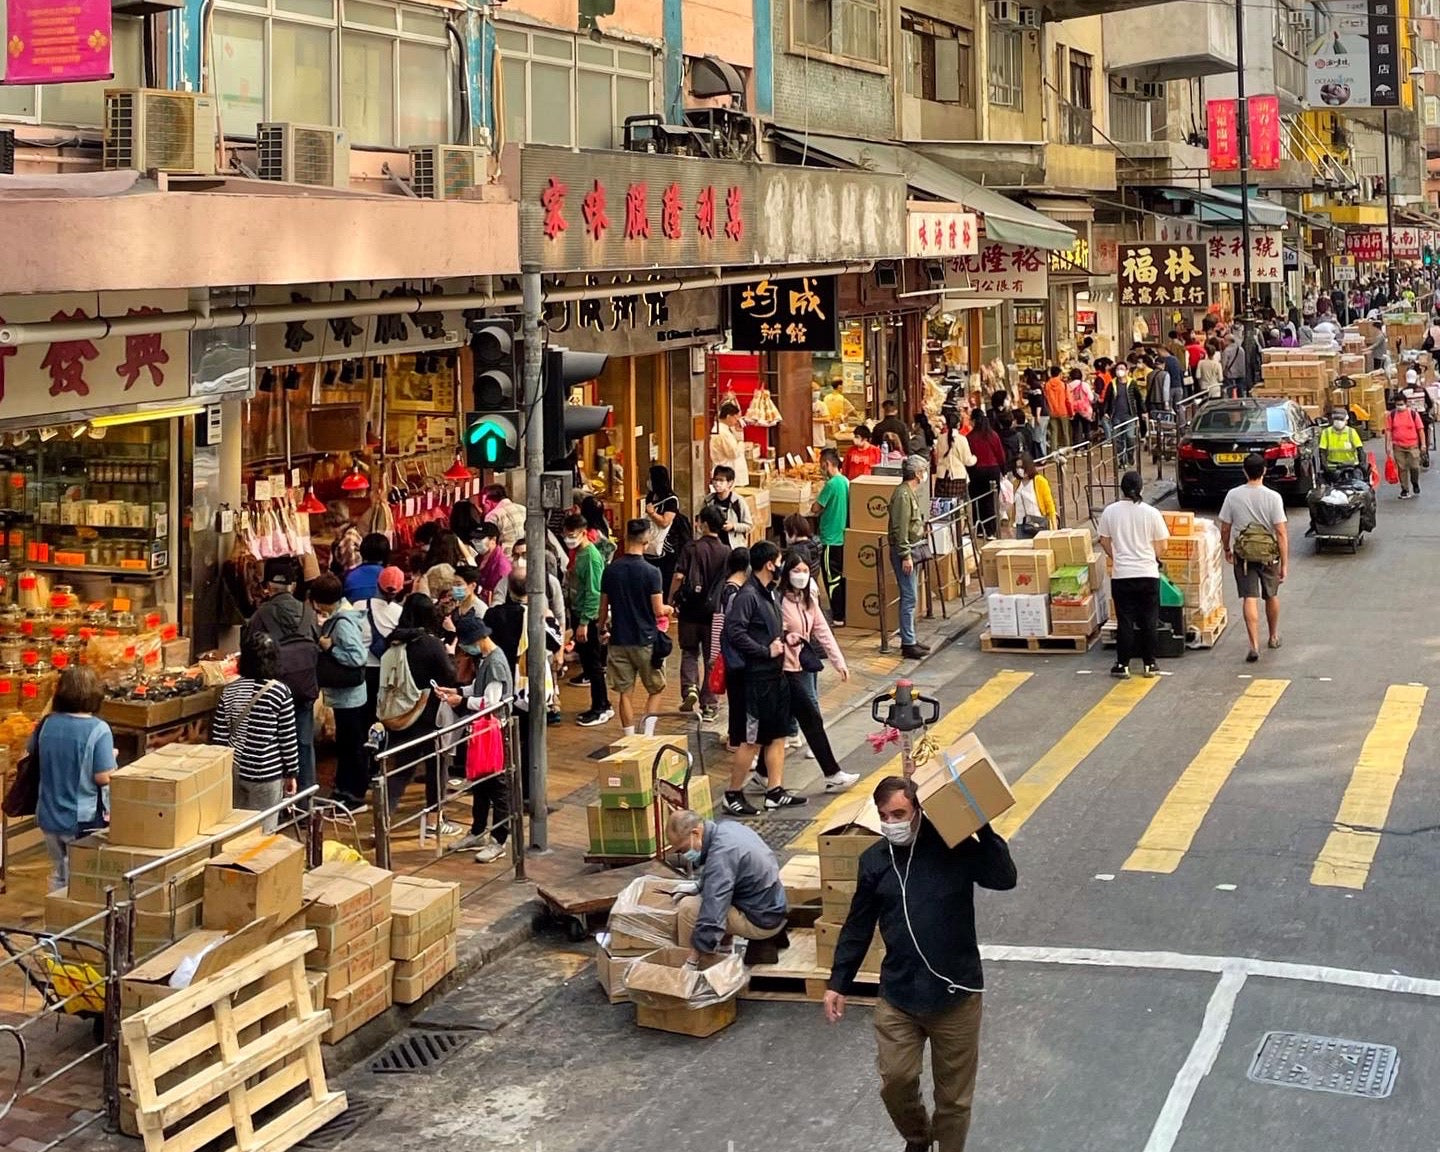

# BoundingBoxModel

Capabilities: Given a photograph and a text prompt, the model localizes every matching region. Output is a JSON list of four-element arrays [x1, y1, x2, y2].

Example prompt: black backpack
[[664, 508, 693, 558], [252, 604, 320, 705]]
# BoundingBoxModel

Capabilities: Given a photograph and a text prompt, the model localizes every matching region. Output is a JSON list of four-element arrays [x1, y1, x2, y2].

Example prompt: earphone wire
[[889, 836, 983, 996]]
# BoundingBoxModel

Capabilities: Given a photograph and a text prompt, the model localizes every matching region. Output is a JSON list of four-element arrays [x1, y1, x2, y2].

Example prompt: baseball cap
[[455, 611, 491, 655], [377, 566, 406, 594], [262, 557, 297, 588], [1406, 368, 1419, 385]]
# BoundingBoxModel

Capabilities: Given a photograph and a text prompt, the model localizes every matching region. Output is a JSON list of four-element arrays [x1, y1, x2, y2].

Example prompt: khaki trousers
[[674, 895, 783, 951], [874, 994, 983, 1152]]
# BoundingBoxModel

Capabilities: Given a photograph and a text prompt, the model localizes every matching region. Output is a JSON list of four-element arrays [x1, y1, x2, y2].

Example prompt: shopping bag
[[706, 649, 727, 697], [465, 715, 506, 781], [1385, 455, 1400, 486]]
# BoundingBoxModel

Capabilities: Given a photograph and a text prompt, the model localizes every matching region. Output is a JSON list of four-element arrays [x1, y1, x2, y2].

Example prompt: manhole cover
[[735, 816, 811, 852], [1247, 1032, 1398, 1099], [369, 1029, 472, 1074], [295, 1097, 385, 1149]]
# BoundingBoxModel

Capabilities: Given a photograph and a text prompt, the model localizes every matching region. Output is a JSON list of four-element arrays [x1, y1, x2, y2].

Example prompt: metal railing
[[1059, 101, 1095, 146]]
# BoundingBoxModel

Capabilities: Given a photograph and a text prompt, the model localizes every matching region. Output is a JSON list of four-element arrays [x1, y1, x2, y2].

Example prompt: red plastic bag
[[706, 649, 727, 697], [1385, 455, 1400, 486], [465, 715, 505, 780]]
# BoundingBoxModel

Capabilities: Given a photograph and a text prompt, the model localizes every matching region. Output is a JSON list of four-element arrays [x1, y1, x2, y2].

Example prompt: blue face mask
[[452, 584, 467, 601], [683, 846, 703, 866]]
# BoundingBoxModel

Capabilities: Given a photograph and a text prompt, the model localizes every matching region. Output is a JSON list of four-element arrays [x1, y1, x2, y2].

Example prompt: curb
[[1144, 479, 1178, 506]]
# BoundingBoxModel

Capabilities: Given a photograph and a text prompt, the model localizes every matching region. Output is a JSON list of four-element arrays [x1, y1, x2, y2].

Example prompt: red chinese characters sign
[[4, 0, 112, 83], [943, 242, 1049, 298], [905, 204, 978, 258], [1208, 99, 1239, 173], [1207, 96, 1282, 173], [1346, 231, 1386, 261], [1247, 95, 1281, 172], [0, 291, 190, 421]]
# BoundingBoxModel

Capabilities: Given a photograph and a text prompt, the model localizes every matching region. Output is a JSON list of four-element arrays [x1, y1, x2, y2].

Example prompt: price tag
[[291, 468, 301, 488], [404, 498, 416, 517], [218, 509, 235, 534], [425, 492, 436, 510], [253, 479, 272, 501]]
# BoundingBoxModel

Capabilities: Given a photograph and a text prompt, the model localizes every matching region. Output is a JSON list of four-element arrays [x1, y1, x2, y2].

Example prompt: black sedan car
[[1176, 398, 1320, 508]]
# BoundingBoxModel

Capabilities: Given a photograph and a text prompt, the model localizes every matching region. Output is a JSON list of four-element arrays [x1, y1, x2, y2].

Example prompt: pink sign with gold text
[[5, 0, 112, 84]]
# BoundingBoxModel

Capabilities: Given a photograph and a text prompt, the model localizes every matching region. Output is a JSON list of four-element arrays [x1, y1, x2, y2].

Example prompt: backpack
[[366, 600, 394, 660], [376, 642, 430, 731], [664, 509, 693, 558], [252, 604, 319, 704], [679, 541, 725, 613], [1234, 522, 1281, 565]]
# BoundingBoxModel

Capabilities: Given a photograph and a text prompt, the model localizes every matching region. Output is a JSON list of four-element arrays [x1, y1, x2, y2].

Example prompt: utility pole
[[1234, 0, 1253, 314], [1383, 106, 1396, 301], [521, 268, 548, 851]]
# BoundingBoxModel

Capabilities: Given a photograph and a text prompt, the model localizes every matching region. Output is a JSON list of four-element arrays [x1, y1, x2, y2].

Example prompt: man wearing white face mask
[[703, 465, 753, 550], [824, 776, 1017, 1152]]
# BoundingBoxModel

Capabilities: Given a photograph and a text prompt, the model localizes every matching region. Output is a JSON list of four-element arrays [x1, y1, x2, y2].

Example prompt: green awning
[[1158, 187, 1288, 228], [771, 129, 1077, 251]]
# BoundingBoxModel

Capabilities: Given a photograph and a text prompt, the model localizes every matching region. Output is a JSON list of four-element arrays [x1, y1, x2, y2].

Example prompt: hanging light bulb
[[340, 462, 370, 492], [443, 450, 471, 481], [298, 483, 328, 514]]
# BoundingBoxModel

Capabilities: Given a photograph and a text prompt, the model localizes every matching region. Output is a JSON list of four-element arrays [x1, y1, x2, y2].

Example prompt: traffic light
[[1425, 246, 1435, 268], [466, 316, 521, 471], [542, 346, 610, 470]]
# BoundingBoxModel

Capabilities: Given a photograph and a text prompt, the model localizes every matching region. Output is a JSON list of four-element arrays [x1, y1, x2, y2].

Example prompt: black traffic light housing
[[466, 316, 522, 470], [543, 347, 610, 470]]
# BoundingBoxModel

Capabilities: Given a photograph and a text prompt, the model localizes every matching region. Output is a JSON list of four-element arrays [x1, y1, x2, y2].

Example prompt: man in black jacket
[[825, 776, 1017, 1152]]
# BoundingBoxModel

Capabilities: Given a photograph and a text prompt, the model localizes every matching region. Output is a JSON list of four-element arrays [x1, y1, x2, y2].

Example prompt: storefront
[[940, 237, 1052, 391]]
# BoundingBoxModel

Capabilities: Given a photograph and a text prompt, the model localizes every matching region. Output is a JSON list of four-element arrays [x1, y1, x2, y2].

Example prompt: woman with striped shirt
[[212, 632, 300, 830]]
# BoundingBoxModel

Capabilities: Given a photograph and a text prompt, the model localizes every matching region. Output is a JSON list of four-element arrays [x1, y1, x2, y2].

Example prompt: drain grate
[[1247, 1032, 1399, 1099], [740, 816, 812, 852], [295, 1097, 384, 1149], [369, 1029, 471, 1074]]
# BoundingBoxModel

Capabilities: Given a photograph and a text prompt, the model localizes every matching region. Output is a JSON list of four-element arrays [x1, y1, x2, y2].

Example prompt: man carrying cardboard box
[[824, 776, 1017, 1152]]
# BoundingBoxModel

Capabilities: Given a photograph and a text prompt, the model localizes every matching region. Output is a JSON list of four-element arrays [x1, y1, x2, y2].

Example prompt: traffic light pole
[[522, 268, 549, 852]]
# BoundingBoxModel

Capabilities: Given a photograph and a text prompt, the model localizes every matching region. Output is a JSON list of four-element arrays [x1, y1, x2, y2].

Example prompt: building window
[[987, 25, 1021, 109], [902, 11, 972, 106], [0, 17, 143, 127], [211, 0, 451, 147], [1068, 49, 1093, 110], [793, 0, 887, 67], [496, 26, 653, 149]]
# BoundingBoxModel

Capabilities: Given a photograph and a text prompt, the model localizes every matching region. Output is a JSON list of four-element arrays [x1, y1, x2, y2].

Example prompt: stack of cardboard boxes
[[815, 806, 883, 972], [1158, 514, 1225, 638], [982, 529, 1105, 642], [389, 875, 461, 1003], [586, 734, 713, 859], [302, 859, 395, 1043], [843, 474, 901, 632]]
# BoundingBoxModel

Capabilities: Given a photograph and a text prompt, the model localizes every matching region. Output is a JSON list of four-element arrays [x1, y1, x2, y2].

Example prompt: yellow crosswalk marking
[[992, 677, 1159, 841], [1123, 679, 1289, 874], [787, 669, 1032, 852], [1311, 683, 1428, 890]]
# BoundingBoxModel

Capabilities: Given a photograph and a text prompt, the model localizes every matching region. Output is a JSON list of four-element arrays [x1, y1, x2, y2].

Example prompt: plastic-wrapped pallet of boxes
[[1159, 514, 1226, 639], [389, 875, 461, 1003], [595, 874, 688, 1005], [302, 859, 396, 1043], [586, 734, 713, 858]]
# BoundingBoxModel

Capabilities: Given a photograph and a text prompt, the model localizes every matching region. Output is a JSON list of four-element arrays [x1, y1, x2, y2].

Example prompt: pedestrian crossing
[[805, 668, 1439, 892]]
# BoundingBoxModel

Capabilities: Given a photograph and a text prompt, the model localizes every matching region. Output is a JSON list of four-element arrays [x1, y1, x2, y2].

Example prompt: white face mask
[[1331, 417, 1347, 428], [879, 818, 917, 847], [788, 571, 810, 591], [563, 535, 583, 549]]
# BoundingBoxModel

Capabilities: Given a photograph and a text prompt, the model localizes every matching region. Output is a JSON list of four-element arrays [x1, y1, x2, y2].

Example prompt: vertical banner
[[1307, 0, 1400, 109], [1208, 99, 1239, 172], [1248, 95, 1282, 171], [3, 0, 113, 83]]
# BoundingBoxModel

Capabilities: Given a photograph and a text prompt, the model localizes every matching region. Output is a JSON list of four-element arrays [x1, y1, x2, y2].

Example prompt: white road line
[[1142, 969, 1246, 1152], [979, 943, 1440, 998]]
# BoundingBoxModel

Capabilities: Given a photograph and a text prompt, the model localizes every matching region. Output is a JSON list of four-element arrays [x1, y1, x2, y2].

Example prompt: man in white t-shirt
[[1218, 454, 1288, 664], [1096, 472, 1169, 679]]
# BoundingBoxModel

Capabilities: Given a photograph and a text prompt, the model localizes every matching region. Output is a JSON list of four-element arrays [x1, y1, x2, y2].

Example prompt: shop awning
[[1023, 195, 1096, 224], [1157, 187, 1288, 228], [771, 129, 1077, 251]]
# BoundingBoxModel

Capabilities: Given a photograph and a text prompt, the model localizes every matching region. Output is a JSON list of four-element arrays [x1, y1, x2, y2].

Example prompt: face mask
[[788, 571, 810, 591], [879, 819, 916, 847], [1116, 370, 1127, 380], [1331, 418, 1347, 428], [452, 584, 467, 602], [712, 484, 728, 497], [478, 539, 495, 555], [563, 535, 583, 549], [683, 847, 703, 866]]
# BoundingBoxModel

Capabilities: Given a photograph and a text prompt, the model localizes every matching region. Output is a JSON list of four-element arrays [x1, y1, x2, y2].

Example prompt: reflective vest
[[1319, 424, 1361, 464]]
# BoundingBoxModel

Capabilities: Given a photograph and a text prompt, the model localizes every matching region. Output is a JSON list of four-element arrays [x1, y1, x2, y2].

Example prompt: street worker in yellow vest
[[1318, 407, 1365, 478]]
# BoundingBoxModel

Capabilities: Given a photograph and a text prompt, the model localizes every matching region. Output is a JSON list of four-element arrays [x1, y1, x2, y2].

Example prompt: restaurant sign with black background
[[728, 275, 838, 352], [1116, 243, 1210, 308]]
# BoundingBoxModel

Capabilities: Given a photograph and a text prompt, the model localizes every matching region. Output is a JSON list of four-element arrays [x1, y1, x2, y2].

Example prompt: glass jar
[[16, 570, 41, 610], [18, 658, 43, 717], [111, 612, 138, 636], [0, 663, 19, 714], [49, 585, 77, 612]]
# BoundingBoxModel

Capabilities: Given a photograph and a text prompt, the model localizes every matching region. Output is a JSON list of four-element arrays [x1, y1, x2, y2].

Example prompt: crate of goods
[[596, 734, 690, 810], [586, 803, 657, 858], [325, 958, 396, 1042], [817, 800, 883, 882], [734, 486, 770, 533], [202, 834, 305, 932], [393, 933, 458, 1005], [814, 915, 883, 972], [1033, 528, 1092, 566], [996, 549, 1054, 595], [778, 854, 822, 907], [911, 733, 1016, 845], [302, 861, 397, 1044], [820, 877, 856, 921], [594, 932, 638, 1004], [108, 746, 234, 850], [979, 539, 1028, 587], [308, 917, 391, 1005], [1162, 511, 1195, 537], [1050, 595, 1099, 637], [848, 474, 901, 532], [607, 875, 691, 955], [46, 886, 201, 957], [986, 592, 1020, 639], [1014, 593, 1050, 638], [1049, 565, 1091, 602], [623, 946, 747, 1037], [389, 875, 460, 1004]]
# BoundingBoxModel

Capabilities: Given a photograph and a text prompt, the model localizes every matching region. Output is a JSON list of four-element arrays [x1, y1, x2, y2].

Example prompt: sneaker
[[765, 788, 809, 809], [746, 770, 770, 792], [1399, 492, 1412, 500], [723, 791, 760, 817], [681, 688, 699, 712], [569, 673, 591, 687], [824, 770, 861, 792], [474, 842, 506, 864], [804, 746, 816, 760], [785, 734, 803, 749], [547, 710, 562, 726], [425, 819, 463, 838], [1110, 664, 1131, 679], [456, 832, 491, 850], [577, 708, 613, 727], [1142, 663, 1159, 678], [900, 644, 928, 660], [699, 705, 719, 724]]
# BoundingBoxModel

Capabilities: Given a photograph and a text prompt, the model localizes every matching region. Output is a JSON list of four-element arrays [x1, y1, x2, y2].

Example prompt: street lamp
[[1384, 60, 1427, 300]]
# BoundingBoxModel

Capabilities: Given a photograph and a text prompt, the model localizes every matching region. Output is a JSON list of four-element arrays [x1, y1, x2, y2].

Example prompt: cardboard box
[[688, 774, 715, 820], [67, 835, 208, 911], [1050, 594, 1098, 624], [594, 934, 638, 1004], [821, 878, 856, 920], [986, 592, 1020, 639], [392, 932, 457, 1004], [302, 860, 394, 953], [623, 946, 746, 1037], [814, 917, 884, 973], [635, 999, 737, 1037], [980, 539, 1028, 588], [202, 834, 304, 931], [308, 918, 392, 989], [842, 528, 887, 582], [1014, 593, 1051, 638], [323, 960, 395, 1044], [390, 875, 461, 960], [46, 886, 202, 952], [1033, 528, 1093, 566], [910, 733, 1015, 847], [586, 802, 657, 858], [1049, 565, 1091, 600], [848, 474, 902, 532], [778, 854, 821, 906], [1162, 510, 1195, 536], [108, 749, 232, 850], [597, 736, 690, 810], [1086, 552, 1105, 597], [608, 875, 689, 954], [997, 549, 1054, 595], [818, 800, 883, 881]]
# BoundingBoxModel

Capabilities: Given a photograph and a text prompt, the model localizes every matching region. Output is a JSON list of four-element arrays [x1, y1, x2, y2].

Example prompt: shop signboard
[[1392, 227, 1420, 261], [1154, 218, 1202, 245], [1346, 230, 1384, 261], [515, 144, 907, 272], [905, 203, 978, 258], [943, 242, 1049, 298], [253, 281, 467, 368], [3, 0, 112, 83], [545, 279, 723, 358], [1206, 230, 1284, 283], [1092, 225, 1120, 276], [1248, 95, 1282, 171], [1306, 0, 1400, 110], [1207, 99, 1239, 172], [0, 291, 190, 422], [728, 276, 838, 353], [1116, 243, 1209, 308], [1049, 235, 1092, 275], [1334, 255, 1357, 281]]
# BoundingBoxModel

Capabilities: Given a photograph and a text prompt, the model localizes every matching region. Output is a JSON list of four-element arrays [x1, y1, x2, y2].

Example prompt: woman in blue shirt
[[32, 666, 116, 889], [309, 573, 370, 807]]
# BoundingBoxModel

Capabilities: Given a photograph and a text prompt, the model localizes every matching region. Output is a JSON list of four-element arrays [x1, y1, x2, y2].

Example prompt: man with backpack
[[670, 505, 731, 721], [1217, 454, 1289, 664], [245, 558, 320, 799], [360, 565, 406, 727]]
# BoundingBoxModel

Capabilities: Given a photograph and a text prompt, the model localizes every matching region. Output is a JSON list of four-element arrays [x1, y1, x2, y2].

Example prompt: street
[[329, 487, 1440, 1152]]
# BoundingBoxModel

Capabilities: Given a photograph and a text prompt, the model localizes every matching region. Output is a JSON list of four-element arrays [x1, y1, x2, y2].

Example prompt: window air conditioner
[[988, 0, 1020, 28], [1137, 81, 1166, 101], [103, 88, 216, 175], [256, 123, 350, 189], [408, 144, 487, 200], [1017, 5, 1041, 29]]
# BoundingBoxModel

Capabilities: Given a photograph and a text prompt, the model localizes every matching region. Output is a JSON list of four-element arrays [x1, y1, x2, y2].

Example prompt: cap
[[1406, 368, 1419, 384], [377, 566, 406, 594], [262, 557, 297, 588], [455, 611, 491, 654]]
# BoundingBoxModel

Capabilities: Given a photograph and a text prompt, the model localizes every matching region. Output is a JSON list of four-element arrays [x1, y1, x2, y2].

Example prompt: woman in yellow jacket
[[1011, 451, 1057, 538]]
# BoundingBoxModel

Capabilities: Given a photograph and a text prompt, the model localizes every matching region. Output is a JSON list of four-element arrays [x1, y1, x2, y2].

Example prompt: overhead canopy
[[1158, 187, 1288, 228], [771, 129, 1077, 251]]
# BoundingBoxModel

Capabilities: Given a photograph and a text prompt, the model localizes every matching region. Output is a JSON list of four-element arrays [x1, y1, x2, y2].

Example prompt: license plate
[[1213, 452, 1246, 464]]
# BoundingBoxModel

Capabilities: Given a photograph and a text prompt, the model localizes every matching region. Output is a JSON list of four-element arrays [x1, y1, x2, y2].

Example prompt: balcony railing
[[1109, 94, 1154, 144], [1059, 101, 1095, 146]]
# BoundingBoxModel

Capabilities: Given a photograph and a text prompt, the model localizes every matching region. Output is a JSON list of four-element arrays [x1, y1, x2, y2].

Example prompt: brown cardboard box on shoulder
[[910, 733, 1016, 847]]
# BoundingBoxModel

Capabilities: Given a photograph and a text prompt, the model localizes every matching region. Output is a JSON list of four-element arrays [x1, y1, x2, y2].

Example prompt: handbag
[[706, 648, 727, 696], [315, 618, 365, 690], [798, 638, 825, 674], [3, 716, 45, 818], [465, 715, 506, 780], [908, 541, 933, 565], [1017, 514, 1049, 539]]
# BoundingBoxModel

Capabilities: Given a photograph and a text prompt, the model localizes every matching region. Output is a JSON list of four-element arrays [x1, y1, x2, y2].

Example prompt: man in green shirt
[[811, 448, 850, 626], [887, 455, 930, 660], [562, 512, 612, 727]]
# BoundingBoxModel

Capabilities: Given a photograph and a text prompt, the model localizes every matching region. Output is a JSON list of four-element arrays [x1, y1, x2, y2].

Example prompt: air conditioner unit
[[256, 123, 350, 189], [408, 144, 487, 200], [988, 0, 1020, 28], [1138, 81, 1166, 101], [1109, 75, 1137, 95], [103, 88, 216, 175], [1017, 5, 1041, 28]]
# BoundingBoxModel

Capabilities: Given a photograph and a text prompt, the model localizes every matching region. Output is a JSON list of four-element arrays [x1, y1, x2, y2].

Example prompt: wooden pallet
[[979, 630, 1099, 654], [740, 928, 879, 1004], [122, 930, 347, 1152], [1187, 609, 1230, 650]]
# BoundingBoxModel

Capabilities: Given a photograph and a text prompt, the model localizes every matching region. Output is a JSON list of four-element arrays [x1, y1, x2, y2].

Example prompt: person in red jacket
[[844, 424, 883, 479], [966, 410, 1006, 538]]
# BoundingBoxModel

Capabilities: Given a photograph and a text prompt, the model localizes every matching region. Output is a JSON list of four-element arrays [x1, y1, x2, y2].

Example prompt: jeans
[[1111, 576, 1160, 668], [891, 546, 918, 645], [787, 670, 818, 737], [1033, 415, 1049, 456], [43, 830, 76, 890], [678, 616, 715, 708], [234, 776, 285, 833], [293, 698, 316, 803], [821, 544, 846, 623]]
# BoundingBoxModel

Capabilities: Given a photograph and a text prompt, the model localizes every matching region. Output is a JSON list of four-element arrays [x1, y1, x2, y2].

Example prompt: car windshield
[[1192, 406, 1290, 434]]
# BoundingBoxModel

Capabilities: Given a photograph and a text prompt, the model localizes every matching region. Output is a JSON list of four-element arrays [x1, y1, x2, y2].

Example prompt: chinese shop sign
[[1206, 230, 1284, 283], [1342, 229, 1417, 261], [1307, 0, 1400, 109], [1248, 95, 1281, 170], [728, 276, 838, 352], [1208, 99, 1239, 172], [253, 280, 467, 367], [515, 145, 907, 272], [1207, 95, 1281, 172], [1117, 244, 1210, 307], [3, 0, 111, 83], [0, 291, 189, 421], [905, 203, 978, 258], [943, 242, 1049, 298]]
